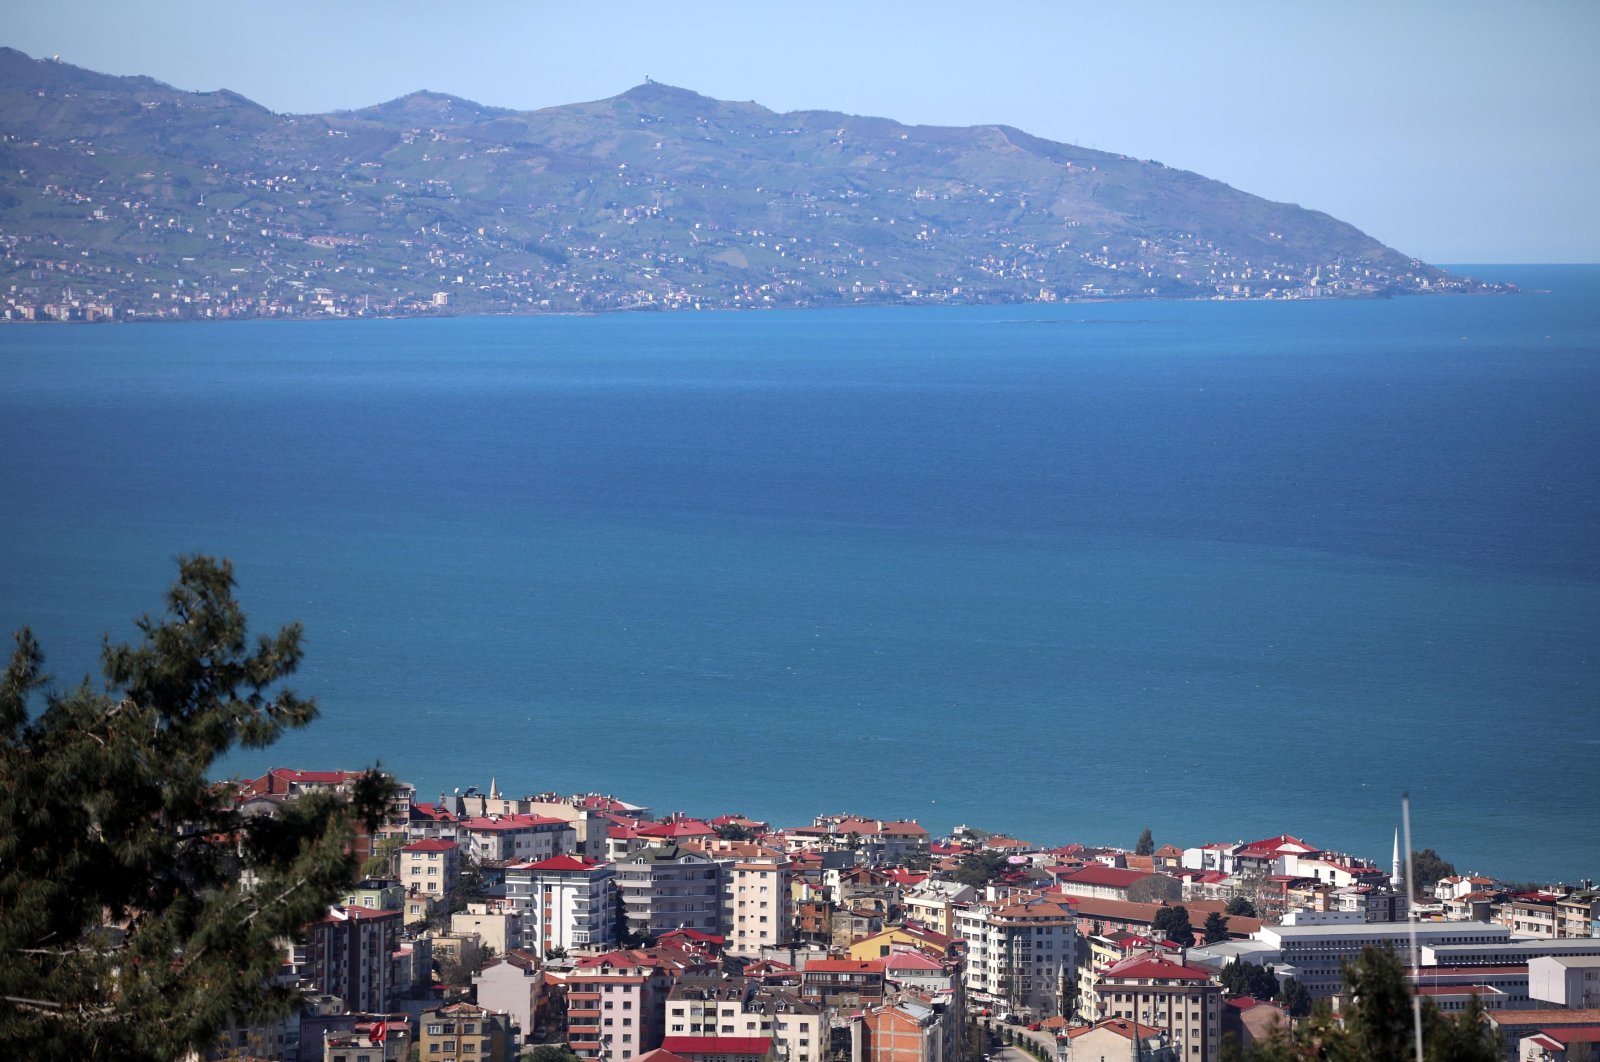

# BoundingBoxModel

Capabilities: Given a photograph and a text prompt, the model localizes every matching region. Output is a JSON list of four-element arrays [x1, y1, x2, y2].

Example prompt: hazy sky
[[9, 1, 1598, 262]]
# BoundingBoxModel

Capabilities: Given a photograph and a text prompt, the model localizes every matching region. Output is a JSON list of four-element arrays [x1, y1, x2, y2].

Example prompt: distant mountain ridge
[[0, 48, 1497, 321]]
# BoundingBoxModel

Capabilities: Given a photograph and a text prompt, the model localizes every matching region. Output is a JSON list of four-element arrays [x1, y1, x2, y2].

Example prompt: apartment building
[[1093, 952, 1222, 1062], [956, 895, 1078, 1016], [306, 905, 403, 1015], [567, 948, 715, 1062], [616, 845, 724, 941], [505, 854, 616, 954], [400, 838, 462, 898]]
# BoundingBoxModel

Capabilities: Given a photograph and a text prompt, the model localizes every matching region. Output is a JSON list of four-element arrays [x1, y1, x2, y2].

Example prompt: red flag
[[369, 1020, 388, 1045]]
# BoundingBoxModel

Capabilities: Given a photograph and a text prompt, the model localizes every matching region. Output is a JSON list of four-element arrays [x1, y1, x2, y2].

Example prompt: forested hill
[[0, 48, 1495, 321]]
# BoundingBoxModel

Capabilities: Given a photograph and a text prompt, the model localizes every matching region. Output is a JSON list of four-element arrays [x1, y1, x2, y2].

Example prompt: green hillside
[[0, 49, 1496, 321]]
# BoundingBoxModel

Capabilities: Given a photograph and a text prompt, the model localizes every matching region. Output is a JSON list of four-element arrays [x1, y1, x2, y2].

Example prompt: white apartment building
[[458, 813, 578, 863], [504, 854, 615, 954], [956, 895, 1078, 1016], [726, 855, 792, 957]]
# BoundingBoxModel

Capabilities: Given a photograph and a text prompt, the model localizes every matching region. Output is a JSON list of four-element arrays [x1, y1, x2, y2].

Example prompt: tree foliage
[[1203, 910, 1230, 944], [1220, 959, 1280, 1001], [1402, 849, 1456, 900], [1151, 905, 1193, 945], [1225, 896, 1258, 918], [947, 849, 1010, 888], [1135, 828, 1155, 857], [0, 556, 390, 1060], [525, 1046, 583, 1062], [1245, 946, 1499, 1062], [1280, 977, 1312, 1019]]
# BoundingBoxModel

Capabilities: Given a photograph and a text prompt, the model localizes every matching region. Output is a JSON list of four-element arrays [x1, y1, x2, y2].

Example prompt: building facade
[[505, 854, 616, 954]]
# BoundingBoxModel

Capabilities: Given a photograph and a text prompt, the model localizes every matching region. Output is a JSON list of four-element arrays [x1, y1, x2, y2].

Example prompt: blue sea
[[2, 265, 1596, 884]]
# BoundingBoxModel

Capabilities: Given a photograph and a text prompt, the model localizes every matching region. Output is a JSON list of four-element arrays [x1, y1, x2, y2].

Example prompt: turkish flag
[[369, 1021, 388, 1045]]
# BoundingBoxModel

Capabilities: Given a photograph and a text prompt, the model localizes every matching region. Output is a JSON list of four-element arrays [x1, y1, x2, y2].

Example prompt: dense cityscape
[[196, 768, 1598, 1062]]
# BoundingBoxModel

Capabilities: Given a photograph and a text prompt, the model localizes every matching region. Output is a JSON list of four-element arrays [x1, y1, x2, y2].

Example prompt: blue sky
[[9, 1, 1597, 262]]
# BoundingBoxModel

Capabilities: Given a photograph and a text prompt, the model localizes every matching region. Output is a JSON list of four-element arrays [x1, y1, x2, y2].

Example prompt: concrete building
[[727, 854, 793, 958], [1062, 1018, 1175, 1061], [660, 978, 821, 1062], [851, 995, 962, 1062], [1531, 955, 1600, 1009], [1053, 865, 1164, 902], [505, 854, 616, 954], [1093, 952, 1222, 1062], [902, 881, 976, 938], [401, 838, 462, 898], [452, 905, 526, 956], [1556, 892, 1600, 939], [319, 1021, 411, 1062], [1423, 939, 1600, 969], [417, 1001, 511, 1062], [801, 959, 887, 1008], [1255, 922, 1512, 998], [567, 948, 716, 1062], [473, 949, 545, 1044], [458, 813, 577, 863], [616, 845, 724, 941], [306, 905, 403, 1015], [343, 877, 405, 912], [957, 895, 1078, 1017]]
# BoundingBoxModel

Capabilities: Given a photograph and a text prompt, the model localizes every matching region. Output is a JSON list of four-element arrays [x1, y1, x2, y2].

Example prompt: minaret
[[1391, 827, 1402, 890], [489, 776, 500, 801]]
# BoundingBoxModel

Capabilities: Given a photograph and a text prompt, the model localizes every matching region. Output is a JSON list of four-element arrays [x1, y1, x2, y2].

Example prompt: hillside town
[[209, 769, 1600, 1062], [1, 50, 1507, 326]]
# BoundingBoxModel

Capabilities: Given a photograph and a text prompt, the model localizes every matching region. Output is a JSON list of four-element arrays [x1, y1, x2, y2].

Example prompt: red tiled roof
[[880, 821, 930, 836], [1066, 1018, 1161, 1042], [402, 839, 459, 852], [1059, 866, 1151, 888], [1244, 834, 1316, 852], [458, 813, 568, 831], [511, 854, 603, 872], [884, 952, 945, 972], [638, 818, 717, 839], [1101, 954, 1213, 982], [662, 1037, 772, 1055], [659, 928, 726, 945]]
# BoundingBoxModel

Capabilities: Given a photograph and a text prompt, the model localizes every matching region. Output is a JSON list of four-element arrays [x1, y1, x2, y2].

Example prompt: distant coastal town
[[207, 768, 1599, 1061]]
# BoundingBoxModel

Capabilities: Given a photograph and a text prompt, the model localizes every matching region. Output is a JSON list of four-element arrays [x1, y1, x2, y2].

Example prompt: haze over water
[[2, 265, 1596, 882]]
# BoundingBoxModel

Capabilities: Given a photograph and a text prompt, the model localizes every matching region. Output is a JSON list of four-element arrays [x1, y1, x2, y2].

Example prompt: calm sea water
[[2, 265, 1595, 883]]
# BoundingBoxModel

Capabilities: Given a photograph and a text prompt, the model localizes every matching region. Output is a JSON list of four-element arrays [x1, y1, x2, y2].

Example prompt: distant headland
[[0, 47, 1508, 322]]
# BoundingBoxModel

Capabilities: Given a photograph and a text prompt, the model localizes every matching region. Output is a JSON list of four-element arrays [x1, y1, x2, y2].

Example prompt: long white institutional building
[[1254, 923, 1515, 998]]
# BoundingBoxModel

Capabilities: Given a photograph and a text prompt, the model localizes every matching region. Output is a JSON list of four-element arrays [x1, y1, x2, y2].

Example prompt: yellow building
[[848, 924, 957, 963], [416, 1002, 511, 1062]]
